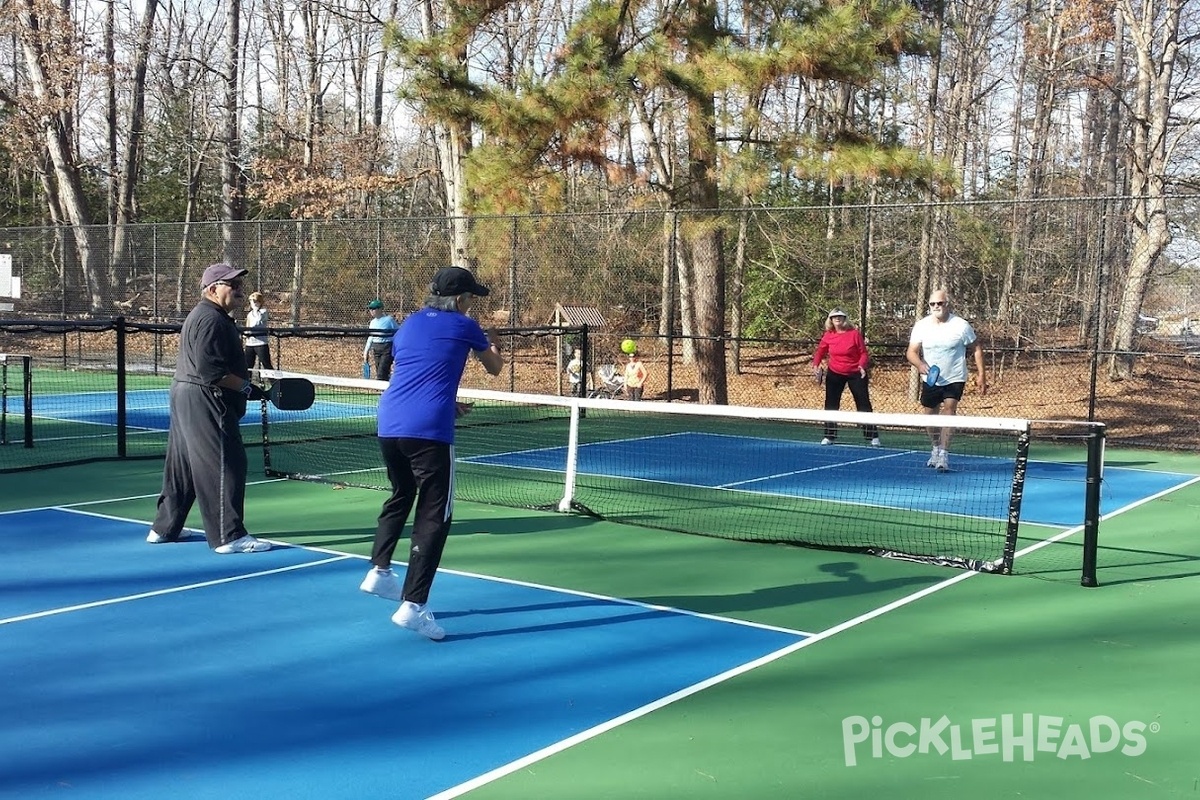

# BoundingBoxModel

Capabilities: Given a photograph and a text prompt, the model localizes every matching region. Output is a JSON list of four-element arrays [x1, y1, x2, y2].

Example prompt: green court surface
[[3, 450, 1198, 799]]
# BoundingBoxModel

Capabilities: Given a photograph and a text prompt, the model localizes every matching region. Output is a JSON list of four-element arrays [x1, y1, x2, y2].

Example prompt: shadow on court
[[0, 509, 806, 799], [636, 560, 938, 615], [1021, 542, 1200, 586]]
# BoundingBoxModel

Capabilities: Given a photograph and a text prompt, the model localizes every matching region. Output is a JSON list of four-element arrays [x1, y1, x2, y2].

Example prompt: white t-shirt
[[909, 313, 977, 385], [244, 307, 268, 347]]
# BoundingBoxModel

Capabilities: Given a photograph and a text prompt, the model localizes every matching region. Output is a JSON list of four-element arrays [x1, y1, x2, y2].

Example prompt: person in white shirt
[[566, 348, 584, 396], [906, 289, 987, 472], [623, 349, 647, 400], [243, 291, 273, 372]]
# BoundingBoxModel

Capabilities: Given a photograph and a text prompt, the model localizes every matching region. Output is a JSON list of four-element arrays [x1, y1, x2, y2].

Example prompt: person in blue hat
[[362, 298, 399, 380]]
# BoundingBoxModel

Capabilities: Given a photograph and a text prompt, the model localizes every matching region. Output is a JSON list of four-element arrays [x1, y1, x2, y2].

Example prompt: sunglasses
[[214, 280, 244, 290], [928, 301, 947, 307]]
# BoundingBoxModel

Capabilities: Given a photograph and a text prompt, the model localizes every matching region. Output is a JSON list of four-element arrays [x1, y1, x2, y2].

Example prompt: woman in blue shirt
[[358, 267, 504, 640]]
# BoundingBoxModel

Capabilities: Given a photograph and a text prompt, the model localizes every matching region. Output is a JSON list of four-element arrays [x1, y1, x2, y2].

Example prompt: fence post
[[667, 211, 677, 401], [116, 316, 127, 458]]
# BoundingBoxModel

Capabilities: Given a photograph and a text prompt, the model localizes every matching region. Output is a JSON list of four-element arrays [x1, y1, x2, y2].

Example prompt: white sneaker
[[820, 437, 833, 446], [146, 529, 199, 544], [360, 567, 404, 601], [214, 534, 271, 554], [869, 438, 881, 447], [935, 451, 950, 472], [391, 601, 445, 640], [926, 447, 939, 467]]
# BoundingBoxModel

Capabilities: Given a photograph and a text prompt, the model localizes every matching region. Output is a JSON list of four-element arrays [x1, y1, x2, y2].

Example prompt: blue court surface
[[0, 509, 805, 800], [29, 394, 1194, 528], [462, 432, 1196, 527], [27, 388, 360, 431]]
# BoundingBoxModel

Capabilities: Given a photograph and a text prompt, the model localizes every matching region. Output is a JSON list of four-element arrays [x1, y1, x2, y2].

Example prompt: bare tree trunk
[[292, 222, 307, 325], [105, 0, 117, 235], [676, 225, 697, 364], [363, 0, 398, 214], [1094, 11, 1127, 350], [15, 0, 102, 311], [110, 0, 159, 298], [221, 0, 247, 266], [999, 0, 1066, 327], [418, 0, 471, 264], [658, 211, 672, 341], [1109, 0, 1182, 378], [1077, 21, 1124, 345], [913, 6, 943, 399]]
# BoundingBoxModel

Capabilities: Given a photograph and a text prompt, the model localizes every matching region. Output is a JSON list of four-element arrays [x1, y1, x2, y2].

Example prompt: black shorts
[[920, 381, 966, 408]]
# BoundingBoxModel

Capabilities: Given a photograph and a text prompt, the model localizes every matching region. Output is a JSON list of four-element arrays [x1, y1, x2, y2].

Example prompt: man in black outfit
[[146, 263, 272, 554]]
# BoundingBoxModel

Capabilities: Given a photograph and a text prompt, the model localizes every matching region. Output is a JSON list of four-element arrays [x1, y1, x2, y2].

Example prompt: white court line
[[7, 471, 1196, 799], [430, 568, 980, 800], [0, 555, 351, 626], [429, 472, 1200, 800], [0, 476, 291, 516], [61, 501, 816, 638], [0, 501, 343, 627], [5, 505, 813, 640], [1013, 472, 1200, 560], [432, 562, 814, 639], [719, 450, 908, 488]]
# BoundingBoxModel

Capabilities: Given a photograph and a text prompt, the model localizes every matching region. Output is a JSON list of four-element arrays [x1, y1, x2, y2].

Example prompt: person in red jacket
[[811, 309, 880, 446]]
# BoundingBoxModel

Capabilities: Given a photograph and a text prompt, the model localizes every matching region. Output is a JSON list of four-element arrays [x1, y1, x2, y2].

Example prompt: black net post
[[1080, 422, 1106, 587], [260, 393, 273, 477], [21, 357, 33, 450], [0, 357, 6, 446], [21, 355, 33, 448]]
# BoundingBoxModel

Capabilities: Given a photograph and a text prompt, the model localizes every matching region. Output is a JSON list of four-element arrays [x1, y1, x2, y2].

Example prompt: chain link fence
[[3, 196, 1199, 447]]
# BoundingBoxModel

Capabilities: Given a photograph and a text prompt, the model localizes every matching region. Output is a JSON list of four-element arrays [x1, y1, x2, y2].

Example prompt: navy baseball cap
[[200, 263, 247, 290], [430, 267, 490, 297]]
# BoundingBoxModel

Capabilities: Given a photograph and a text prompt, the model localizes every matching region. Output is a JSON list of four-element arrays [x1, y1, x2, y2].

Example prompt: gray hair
[[425, 294, 460, 312]]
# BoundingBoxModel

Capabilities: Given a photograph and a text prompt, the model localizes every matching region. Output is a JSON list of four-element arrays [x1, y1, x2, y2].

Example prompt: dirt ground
[[465, 342, 1200, 451]]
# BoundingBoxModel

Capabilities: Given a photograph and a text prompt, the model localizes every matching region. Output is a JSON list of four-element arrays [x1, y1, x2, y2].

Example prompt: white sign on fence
[[0, 253, 20, 300]]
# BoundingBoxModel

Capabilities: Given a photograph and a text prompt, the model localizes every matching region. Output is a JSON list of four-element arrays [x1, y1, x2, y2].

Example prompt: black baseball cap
[[430, 266, 490, 297]]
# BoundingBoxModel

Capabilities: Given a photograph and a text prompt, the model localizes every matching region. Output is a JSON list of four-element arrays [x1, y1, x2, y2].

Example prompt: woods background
[[1, 0, 1197, 431]]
